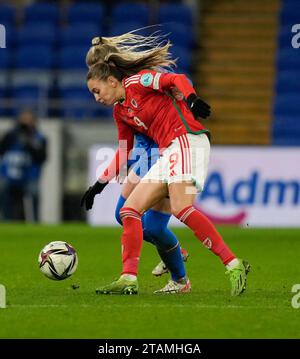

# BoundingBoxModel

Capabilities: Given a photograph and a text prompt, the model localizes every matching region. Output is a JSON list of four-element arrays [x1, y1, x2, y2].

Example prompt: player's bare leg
[[121, 170, 140, 198]]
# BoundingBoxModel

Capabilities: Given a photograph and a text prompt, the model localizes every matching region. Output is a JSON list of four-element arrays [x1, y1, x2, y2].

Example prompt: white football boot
[[154, 278, 191, 294]]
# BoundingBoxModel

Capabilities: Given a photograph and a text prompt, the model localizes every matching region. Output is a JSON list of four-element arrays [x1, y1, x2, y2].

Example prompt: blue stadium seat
[[10, 70, 53, 117], [59, 23, 101, 47], [24, 3, 60, 25], [59, 85, 112, 119], [11, 86, 43, 114], [0, 88, 7, 116], [275, 71, 300, 93], [273, 123, 300, 141], [58, 45, 89, 70], [11, 70, 53, 92], [109, 22, 150, 37], [112, 3, 150, 26], [273, 138, 300, 146], [57, 72, 113, 119], [0, 49, 11, 69], [67, 3, 104, 24], [161, 23, 194, 48], [0, 72, 8, 116], [273, 0, 300, 145], [273, 115, 300, 133], [276, 48, 300, 70], [272, 110, 300, 146], [278, 25, 294, 49], [280, 4, 300, 26], [0, 4, 16, 27], [170, 46, 192, 72], [17, 23, 57, 46], [158, 4, 193, 28], [273, 94, 300, 117], [15, 45, 54, 70]]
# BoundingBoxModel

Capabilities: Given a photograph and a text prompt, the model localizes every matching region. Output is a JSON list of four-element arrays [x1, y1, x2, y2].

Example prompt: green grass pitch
[[0, 224, 299, 338]]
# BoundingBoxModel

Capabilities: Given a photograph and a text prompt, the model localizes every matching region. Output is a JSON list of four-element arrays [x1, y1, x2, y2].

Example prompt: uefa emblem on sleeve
[[140, 73, 153, 87]]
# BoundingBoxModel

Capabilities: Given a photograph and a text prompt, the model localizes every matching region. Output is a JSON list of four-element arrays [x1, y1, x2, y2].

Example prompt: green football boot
[[225, 259, 251, 296], [95, 277, 138, 295]]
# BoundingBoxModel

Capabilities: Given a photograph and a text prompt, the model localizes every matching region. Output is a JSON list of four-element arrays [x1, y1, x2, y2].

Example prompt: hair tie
[[92, 37, 103, 46], [103, 57, 115, 67]]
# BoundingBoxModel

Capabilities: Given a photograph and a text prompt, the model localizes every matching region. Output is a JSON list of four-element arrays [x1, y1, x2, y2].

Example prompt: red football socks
[[119, 207, 143, 275], [176, 205, 236, 265]]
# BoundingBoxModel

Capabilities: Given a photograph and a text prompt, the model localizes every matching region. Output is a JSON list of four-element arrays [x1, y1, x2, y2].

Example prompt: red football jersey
[[100, 70, 209, 182]]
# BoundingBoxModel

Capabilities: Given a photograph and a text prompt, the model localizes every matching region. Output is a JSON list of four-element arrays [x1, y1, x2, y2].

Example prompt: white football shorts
[[141, 133, 210, 192]]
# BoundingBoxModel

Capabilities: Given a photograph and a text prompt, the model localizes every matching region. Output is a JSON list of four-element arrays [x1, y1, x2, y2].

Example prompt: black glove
[[80, 181, 108, 210], [186, 94, 211, 119]]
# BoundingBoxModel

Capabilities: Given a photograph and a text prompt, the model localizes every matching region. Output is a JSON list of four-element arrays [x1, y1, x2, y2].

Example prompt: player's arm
[[100, 116, 135, 182], [81, 115, 134, 211], [141, 71, 211, 119], [160, 73, 211, 119]]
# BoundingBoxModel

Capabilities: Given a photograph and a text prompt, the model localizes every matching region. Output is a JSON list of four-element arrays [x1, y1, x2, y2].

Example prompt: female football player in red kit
[[81, 32, 250, 296], [85, 35, 197, 293]]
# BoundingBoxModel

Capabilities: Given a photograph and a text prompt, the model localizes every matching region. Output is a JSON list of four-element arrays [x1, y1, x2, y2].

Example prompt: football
[[38, 241, 78, 280]]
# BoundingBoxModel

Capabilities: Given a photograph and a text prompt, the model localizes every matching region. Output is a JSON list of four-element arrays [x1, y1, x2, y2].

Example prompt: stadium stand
[[12, 85, 43, 111], [0, 74, 7, 116], [57, 73, 112, 119], [108, 21, 150, 37], [59, 23, 101, 47], [17, 23, 57, 47], [0, 4, 16, 27], [157, 3, 193, 29], [23, 3, 60, 26], [170, 45, 192, 74], [0, 48, 10, 69], [273, 0, 300, 145], [58, 45, 89, 70], [160, 22, 194, 49], [196, 0, 279, 145], [15, 45, 54, 70], [111, 3, 150, 27], [66, 3, 105, 25], [0, 1, 195, 120]]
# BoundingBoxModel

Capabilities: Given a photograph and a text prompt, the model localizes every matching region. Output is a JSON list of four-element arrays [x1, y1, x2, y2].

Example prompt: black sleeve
[[0, 132, 15, 156]]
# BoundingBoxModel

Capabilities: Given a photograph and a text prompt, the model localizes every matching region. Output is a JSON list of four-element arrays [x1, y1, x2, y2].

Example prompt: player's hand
[[80, 181, 108, 210], [186, 94, 211, 119]]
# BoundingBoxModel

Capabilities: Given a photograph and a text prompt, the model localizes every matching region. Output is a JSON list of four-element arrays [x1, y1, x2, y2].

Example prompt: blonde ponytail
[[86, 29, 177, 74]]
